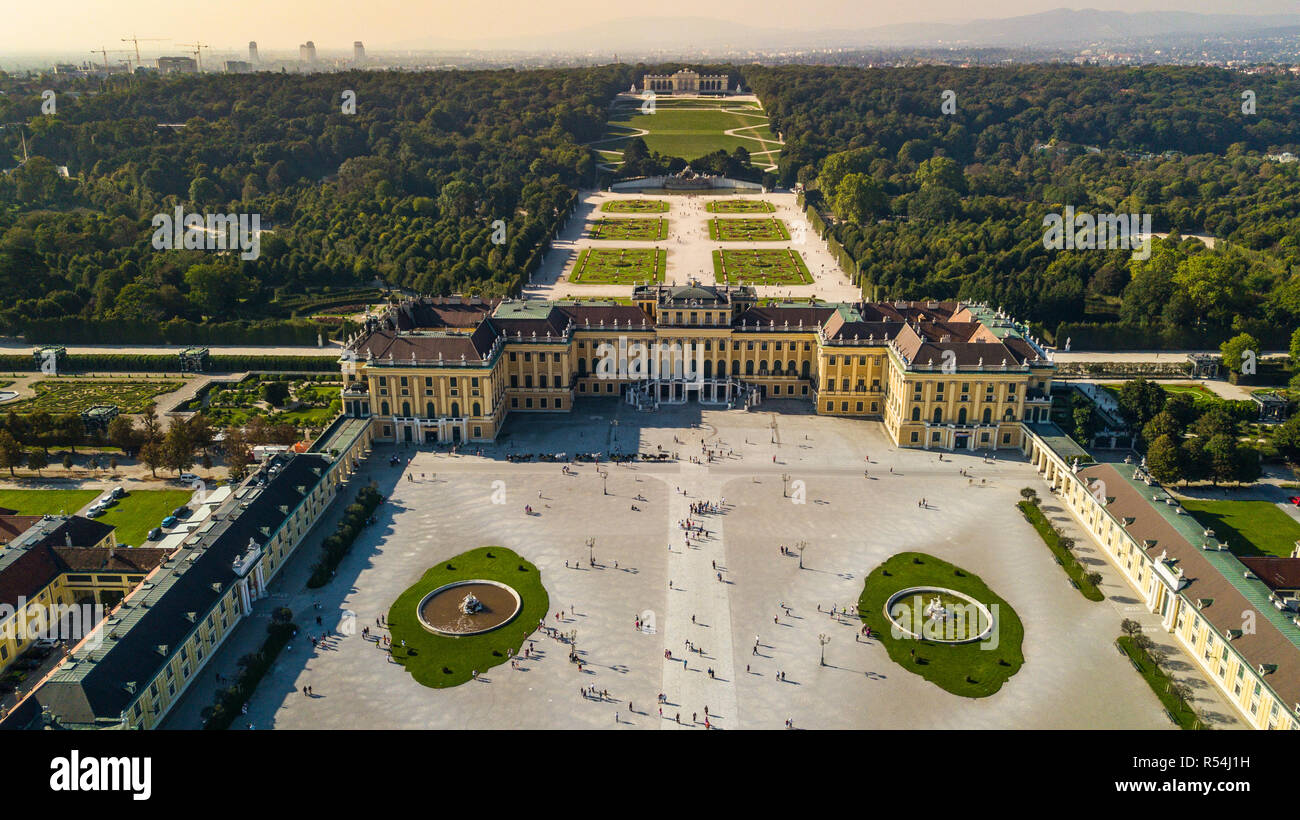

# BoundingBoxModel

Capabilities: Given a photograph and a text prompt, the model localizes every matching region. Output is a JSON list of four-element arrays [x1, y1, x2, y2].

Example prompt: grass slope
[[1181, 498, 1300, 558]]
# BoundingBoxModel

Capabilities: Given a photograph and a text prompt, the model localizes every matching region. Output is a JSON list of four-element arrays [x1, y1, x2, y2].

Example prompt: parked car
[[161, 516, 178, 529], [111, 485, 126, 499], [172, 506, 191, 520], [147, 527, 163, 541], [1289, 496, 1300, 506], [33, 638, 59, 649], [178, 473, 199, 484], [86, 507, 104, 518]]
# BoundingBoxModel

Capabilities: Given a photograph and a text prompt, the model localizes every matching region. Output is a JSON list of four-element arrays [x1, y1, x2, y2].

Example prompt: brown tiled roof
[[0, 546, 62, 609], [1241, 557, 1300, 593], [356, 329, 496, 363], [1079, 463, 1300, 710], [52, 547, 169, 574], [0, 514, 42, 543]]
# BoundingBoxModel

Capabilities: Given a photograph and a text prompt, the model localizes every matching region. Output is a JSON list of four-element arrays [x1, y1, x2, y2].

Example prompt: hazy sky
[[3, 0, 1297, 54]]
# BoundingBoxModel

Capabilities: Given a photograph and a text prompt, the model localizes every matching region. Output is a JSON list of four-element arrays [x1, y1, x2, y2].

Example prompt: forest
[[2, 63, 1299, 348], [745, 64, 1300, 348]]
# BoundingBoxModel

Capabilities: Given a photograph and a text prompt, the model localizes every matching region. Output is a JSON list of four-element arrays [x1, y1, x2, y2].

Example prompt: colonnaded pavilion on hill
[[337, 285, 1056, 449]]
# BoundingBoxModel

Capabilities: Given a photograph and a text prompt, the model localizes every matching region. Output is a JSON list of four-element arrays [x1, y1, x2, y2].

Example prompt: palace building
[[641, 69, 731, 94], [337, 287, 1056, 450]]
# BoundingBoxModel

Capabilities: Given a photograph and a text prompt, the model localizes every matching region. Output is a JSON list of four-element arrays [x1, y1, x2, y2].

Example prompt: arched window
[[472, 402, 481, 417], [787, 360, 796, 375], [732, 360, 741, 376], [451, 402, 460, 417], [380, 401, 390, 416], [911, 407, 921, 421], [932, 407, 943, 424], [982, 408, 992, 423], [801, 360, 810, 378], [427, 402, 436, 418], [703, 360, 713, 378], [745, 361, 754, 376], [958, 407, 967, 425], [401, 401, 411, 417]]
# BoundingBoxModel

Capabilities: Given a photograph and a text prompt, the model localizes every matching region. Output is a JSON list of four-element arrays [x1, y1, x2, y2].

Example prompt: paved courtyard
[[193, 399, 1243, 730]]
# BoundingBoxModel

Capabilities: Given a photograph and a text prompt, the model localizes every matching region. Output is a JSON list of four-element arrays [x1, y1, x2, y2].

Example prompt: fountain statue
[[925, 595, 948, 622], [459, 593, 484, 615]]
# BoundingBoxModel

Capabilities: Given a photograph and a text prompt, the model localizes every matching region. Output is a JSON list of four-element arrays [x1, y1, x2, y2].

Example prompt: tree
[[108, 456, 119, 473], [832, 173, 887, 224], [224, 426, 252, 480], [262, 380, 291, 407], [186, 413, 215, 452], [915, 156, 966, 194], [1192, 406, 1236, 439], [163, 424, 195, 475], [1117, 379, 1166, 429], [1274, 414, 1300, 463], [1146, 434, 1183, 485], [139, 402, 161, 445], [0, 431, 23, 476], [1290, 326, 1300, 365], [1141, 411, 1182, 446], [56, 414, 84, 453], [1220, 332, 1261, 375], [1019, 487, 1039, 504], [27, 412, 54, 454], [107, 415, 139, 455], [1205, 434, 1237, 486], [1232, 445, 1262, 485], [1180, 437, 1209, 485], [140, 440, 165, 478], [1072, 404, 1099, 445], [1121, 618, 1143, 638], [26, 448, 47, 475], [62, 453, 74, 472]]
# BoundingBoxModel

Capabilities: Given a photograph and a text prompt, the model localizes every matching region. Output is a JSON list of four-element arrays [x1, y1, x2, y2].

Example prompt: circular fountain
[[417, 579, 522, 636]]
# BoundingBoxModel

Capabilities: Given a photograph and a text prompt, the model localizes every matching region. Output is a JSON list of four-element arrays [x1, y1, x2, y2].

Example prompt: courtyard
[[201, 402, 1212, 730]]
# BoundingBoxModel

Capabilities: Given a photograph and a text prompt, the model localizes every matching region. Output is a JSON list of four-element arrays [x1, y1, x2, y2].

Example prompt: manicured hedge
[[306, 484, 384, 588], [0, 354, 339, 373], [201, 612, 297, 730]]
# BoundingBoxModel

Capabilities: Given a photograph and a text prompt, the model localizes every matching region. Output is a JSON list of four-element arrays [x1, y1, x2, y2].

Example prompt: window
[[910, 432, 919, 443]]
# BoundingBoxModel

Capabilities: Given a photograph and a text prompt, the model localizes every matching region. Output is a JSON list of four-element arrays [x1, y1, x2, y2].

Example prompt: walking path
[[659, 460, 738, 729]]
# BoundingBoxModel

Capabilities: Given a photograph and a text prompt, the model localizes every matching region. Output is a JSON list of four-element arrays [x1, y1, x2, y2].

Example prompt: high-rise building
[[248, 41, 259, 62], [299, 41, 316, 62], [225, 60, 251, 74], [354, 41, 365, 62]]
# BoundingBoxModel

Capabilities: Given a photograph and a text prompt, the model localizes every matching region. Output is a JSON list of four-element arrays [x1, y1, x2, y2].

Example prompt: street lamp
[[781, 473, 790, 498], [796, 540, 807, 570], [586, 537, 595, 565], [819, 633, 830, 666]]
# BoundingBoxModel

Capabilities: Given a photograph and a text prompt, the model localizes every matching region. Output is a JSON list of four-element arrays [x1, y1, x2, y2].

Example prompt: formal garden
[[387, 547, 549, 688], [705, 199, 775, 213], [713, 249, 812, 285], [6, 378, 184, 414], [180, 373, 342, 428], [570, 248, 666, 285], [601, 199, 669, 214], [588, 217, 669, 241], [858, 551, 1024, 698], [708, 217, 790, 241]]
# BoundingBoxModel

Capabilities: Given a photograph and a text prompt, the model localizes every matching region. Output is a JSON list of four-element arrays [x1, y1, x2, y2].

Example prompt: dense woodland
[[0, 67, 623, 340], [746, 64, 1300, 348], [2, 63, 1299, 348]]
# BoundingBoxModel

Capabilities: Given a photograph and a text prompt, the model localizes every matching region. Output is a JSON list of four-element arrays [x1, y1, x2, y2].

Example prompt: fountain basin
[[417, 579, 521, 636]]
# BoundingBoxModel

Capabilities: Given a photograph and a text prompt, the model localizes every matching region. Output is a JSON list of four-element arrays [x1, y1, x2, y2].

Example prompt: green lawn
[[705, 199, 775, 214], [9, 379, 183, 414], [709, 217, 790, 241], [0, 488, 98, 517], [1180, 498, 1300, 558], [571, 248, 666, 284], [99, 489, 196, 546], [1117, 636, 1204, 729], [0, 488, 193, 546], [588, 218, 668, 241], [858, 551, 1024, 698], [714, 249, 811, 285], [602, 199, 669, 214], [388, 547, 549, 688], [599, 103, 778, 160]]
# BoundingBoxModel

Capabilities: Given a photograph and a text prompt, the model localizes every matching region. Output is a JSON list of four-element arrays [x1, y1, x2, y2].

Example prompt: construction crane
[[176, 42, 211, 72], [121, 35, 168, 68], [91, 47, 133, 72]]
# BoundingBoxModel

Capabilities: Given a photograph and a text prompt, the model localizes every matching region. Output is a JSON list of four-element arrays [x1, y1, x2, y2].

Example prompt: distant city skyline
[[3, 0, 1299, 55]]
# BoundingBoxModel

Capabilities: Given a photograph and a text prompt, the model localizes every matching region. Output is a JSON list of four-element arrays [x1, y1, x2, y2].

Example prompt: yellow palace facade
[[339, 286, 1056, 448]]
